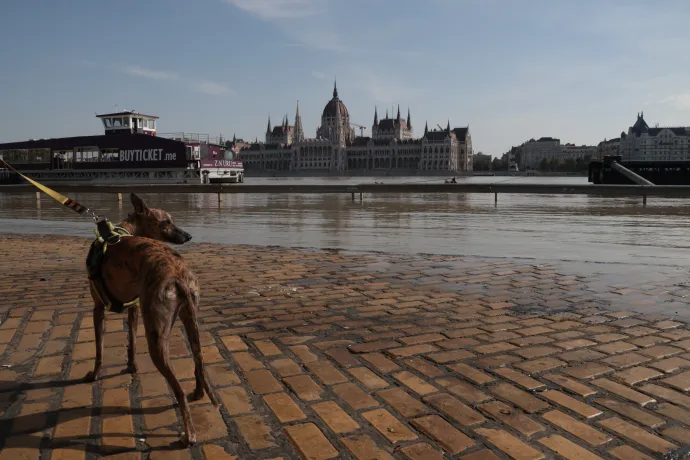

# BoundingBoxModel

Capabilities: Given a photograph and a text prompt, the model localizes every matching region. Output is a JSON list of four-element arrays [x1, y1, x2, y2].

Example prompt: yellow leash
[[0, 159, 96, 219]]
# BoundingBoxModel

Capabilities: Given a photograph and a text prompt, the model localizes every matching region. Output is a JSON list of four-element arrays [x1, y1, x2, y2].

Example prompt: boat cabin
[[96, 111, 158, 136]]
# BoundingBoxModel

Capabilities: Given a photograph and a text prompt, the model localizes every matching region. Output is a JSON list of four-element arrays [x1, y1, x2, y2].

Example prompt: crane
[[350, 123, 367, 137]]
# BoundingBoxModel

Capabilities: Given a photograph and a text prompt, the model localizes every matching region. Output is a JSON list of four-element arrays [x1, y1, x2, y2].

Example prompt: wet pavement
[[3, 234, 690, 458]]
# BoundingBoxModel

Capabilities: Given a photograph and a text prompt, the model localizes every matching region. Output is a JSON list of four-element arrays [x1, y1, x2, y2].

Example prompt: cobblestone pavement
[[3, 234, 690, 459]]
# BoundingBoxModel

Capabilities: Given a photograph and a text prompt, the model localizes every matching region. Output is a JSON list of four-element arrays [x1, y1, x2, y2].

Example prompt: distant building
[[518, 137, 595, 168], [237, 82, 473, 173], [520, 137, 561, 169], [596, 137, 621, 160], [617, 112, 690, 161]]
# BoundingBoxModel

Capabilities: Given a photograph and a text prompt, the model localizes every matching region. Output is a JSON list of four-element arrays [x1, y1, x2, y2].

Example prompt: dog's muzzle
[[170, 228, 193, 244]]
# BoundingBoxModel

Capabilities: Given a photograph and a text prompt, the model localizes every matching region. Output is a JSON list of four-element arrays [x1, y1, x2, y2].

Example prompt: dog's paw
[[189, 389, 205, 402], [179, 431, 196, 447]]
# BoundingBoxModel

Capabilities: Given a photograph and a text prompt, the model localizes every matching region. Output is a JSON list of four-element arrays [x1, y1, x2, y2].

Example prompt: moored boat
[[0, 110, 244, 185]]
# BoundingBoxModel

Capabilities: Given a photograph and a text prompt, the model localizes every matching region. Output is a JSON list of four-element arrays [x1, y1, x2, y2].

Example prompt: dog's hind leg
[[141, 297, 197, 446], [85, 289, 106, 382], [126, 306, 139, 374], [178, 283, 219, 406]]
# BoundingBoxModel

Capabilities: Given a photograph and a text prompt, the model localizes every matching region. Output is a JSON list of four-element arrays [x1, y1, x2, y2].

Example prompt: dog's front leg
[[84, 302, 106, 382], [126, 306, 139, 374]]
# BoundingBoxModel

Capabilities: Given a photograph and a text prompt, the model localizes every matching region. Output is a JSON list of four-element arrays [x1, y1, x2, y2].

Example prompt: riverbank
[[1, 234, 689, 458]]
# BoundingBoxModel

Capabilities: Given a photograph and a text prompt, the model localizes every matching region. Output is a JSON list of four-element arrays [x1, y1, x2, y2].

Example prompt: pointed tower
[[407, 108, 411, 129], [446, 120, 451, 133], [397, 105, 401, 121], [232, 133, 237, 143], [334, 96, 343, 145], [374, 106, 378, 126], [385, 109, 389, 119], [266, 116, 272, 133], [424, 121, 428, 137], [294, 101, 304, 143], [333, 78, 338, 99]]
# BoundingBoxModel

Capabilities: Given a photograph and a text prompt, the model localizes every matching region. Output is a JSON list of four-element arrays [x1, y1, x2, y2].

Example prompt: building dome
[[322, 81, 349, 119]]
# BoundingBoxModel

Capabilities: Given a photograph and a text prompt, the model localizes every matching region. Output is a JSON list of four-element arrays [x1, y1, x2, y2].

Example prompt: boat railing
[[158, 132, 225, 145]]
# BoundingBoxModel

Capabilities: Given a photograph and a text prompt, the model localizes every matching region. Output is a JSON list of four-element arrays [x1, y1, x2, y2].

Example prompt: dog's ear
[[130, 193, 148, 214]]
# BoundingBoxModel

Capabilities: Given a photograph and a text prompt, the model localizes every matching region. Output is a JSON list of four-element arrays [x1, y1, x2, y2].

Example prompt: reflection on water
[[1, 176, 690, 268]]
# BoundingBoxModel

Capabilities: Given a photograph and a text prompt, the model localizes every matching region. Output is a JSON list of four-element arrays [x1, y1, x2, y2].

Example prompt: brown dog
[[84, 193, 218, 446]]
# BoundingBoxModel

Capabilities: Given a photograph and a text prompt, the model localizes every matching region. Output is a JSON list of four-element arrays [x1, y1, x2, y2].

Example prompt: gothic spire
[[294, 100, 304, 142], [374, 106, 378, 125], [385, 108, 389, 119], [406, 108, 411, 128], [267, 116, 271, 133], [424, 121, 428, 137], [446, 120, 451, 132], [396, 104, 401, 121], [333, 78, 338, 98]]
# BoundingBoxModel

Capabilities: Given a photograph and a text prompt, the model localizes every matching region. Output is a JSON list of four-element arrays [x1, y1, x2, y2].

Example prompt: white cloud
[[193, 80, 235, 96], [656, 94, 690, 110], [223, 0, 321, 20], [123, 66, 178, 81], [311, 70, 329, 80], [121, 65, 233, 96], [349, 67, 427, 105]]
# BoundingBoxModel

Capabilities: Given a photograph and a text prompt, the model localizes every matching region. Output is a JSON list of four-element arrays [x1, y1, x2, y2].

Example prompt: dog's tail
[[177, 281, 220, 407]]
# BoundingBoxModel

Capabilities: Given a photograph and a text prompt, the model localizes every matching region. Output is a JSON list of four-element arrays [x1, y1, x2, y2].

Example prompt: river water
[[0, 175, 689, 269]]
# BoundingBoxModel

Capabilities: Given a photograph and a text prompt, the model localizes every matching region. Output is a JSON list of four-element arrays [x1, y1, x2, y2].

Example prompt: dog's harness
[[86, 218, 140, 313]]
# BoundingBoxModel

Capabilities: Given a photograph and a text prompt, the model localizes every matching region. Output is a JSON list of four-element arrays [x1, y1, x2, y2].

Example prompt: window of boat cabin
[[101, 148, 119, 162], [102, 118, 113, 128], [75, 147, 99, 162], [0, 148, 50, 164]]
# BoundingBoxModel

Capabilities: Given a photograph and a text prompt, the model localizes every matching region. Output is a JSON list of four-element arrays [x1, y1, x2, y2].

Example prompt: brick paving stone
[[376, 388, 431, 417], [590, 378, 655, 406], [263, 392, 306, 423], [489, 383, 549, 414], [361, 352, 400, 373], [341, 434, 394, 460], [541, 410, 612, 445], [598, 417, 677, 454], [283, 375, 323, 401], [332, 382, 379, 410], [655, 402, 690, 424], [537, 435, 602, 460], [493, 368, 545, 390], [595, 398, 664, 428], [311, 401, 360, 433], [542, 373, 596, 397], [411, 415, 474, 454], [362, 408, 418, 443], [234, 415, 277, 450], [393, 371, 438, 395], [474, 427, 545, 460], [347, 366, 389, 389], [245, 369, 283, 394], [284, 423, 338, 460], [424, 393, 486, 426], [541, 390, 601, 418], [400, 443, 444, 460], [661, 370, 690, 391], [218, 386, 253, 415], [447, 362, 494, 384], [614, 366, 663, 385], [477, 401, 545, 437], [11, 236, 690, 459], [608, 445, 655, 460], [436, 377, 491, 404]]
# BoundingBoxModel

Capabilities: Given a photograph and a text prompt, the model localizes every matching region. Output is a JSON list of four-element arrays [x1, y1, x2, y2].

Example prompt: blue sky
[[1, 0, 690, 156]]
